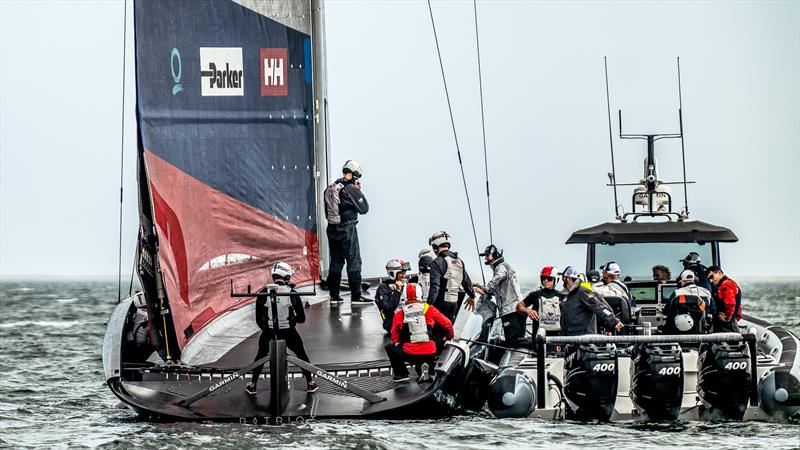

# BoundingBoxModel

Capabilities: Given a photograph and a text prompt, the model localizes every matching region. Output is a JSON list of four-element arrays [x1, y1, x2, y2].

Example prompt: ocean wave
[[56, 298, 78, 303], [0, 321, 81, 329]]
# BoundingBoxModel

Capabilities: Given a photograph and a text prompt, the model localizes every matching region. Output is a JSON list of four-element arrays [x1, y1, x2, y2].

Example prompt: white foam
[[56, 298, 78, 303], [0, 320, 80, 329]]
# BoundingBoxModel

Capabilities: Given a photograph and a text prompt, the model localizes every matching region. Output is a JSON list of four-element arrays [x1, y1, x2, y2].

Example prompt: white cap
[[560, 266, 581, 279], [679, 269, 696, 282], [602, 262, 621, 275]]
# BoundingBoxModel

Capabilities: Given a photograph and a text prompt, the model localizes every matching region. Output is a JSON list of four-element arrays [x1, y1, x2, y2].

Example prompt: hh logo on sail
[[199, 47, 244, 96], [260, 48, 288, 96]]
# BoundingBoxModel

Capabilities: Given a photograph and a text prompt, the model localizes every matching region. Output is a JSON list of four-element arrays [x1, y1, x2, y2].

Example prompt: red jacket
[[715, 276, 742, 321], [390, 302, 454, 355]]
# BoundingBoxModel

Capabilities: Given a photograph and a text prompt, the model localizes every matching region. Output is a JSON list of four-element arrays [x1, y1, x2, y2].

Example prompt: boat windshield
[[595, 242, 712, 281]]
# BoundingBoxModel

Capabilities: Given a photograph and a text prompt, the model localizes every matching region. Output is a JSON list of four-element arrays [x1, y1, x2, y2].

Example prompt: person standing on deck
[[560, 266, 623, 336], [426, 231, 476, 322], [473, 244, 525, 343], [246, 262, 318, 395], [707, 265, 743, 333], [324, 161, 369, 302], [517, 266, 566, 338]]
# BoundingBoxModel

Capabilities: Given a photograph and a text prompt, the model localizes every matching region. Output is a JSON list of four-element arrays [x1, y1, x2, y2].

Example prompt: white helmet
[[271, 261, 295, 281], [429, 231, 451, 249], [418, 247, 436, 260], [385, 258, 410, 279], [674, 314, 694, 332], [342, 160, 363, 178]]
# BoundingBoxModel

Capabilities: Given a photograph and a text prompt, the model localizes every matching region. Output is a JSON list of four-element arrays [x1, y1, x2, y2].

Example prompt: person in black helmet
[[324, 160, 369, 302], [473, 244, 525, 343], [680, 252, 712, 292]]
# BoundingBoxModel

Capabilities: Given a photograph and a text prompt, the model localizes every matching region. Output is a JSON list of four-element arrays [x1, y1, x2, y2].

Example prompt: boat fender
[[487, 368, 536, 418]]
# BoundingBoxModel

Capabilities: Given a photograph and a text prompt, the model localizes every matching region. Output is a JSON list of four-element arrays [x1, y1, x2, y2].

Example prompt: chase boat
[[461, 113, 800, 422]]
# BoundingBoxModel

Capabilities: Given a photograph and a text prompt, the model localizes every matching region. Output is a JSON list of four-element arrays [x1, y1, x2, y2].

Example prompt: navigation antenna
[[604, 58, 695, 222]]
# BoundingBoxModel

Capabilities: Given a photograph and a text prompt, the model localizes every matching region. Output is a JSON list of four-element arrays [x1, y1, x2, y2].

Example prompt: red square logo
[[260, 48, 288, 96]]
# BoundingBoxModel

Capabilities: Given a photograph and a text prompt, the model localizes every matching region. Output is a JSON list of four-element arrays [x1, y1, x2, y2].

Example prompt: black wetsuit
[[251, 285, 312, 383], [375, 280, 402, 332], [325, 178, 369, 300], [427, 250, 475, 322]]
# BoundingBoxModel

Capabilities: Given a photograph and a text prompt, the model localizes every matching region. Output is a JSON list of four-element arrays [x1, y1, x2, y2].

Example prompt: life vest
[[401, 302, 431, 343], [443, 253, 465, 303], [417, 272, 431, 300], [323, 180, 345, 225], [667, 293, 706, 334], [265, 284, 293, 330], [539, 294, 562, 331]]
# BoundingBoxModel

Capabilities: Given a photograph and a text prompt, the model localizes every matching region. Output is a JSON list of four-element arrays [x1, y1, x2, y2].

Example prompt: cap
[[680, 252, 702, 265], [559, 266, 580, 279], [587, 270, 601, 283], [601, 262, 621, 275], [679, 269, 696, 282]]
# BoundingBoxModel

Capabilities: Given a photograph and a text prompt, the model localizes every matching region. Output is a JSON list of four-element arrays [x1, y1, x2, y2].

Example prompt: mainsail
[[133, 0, 320, 350]]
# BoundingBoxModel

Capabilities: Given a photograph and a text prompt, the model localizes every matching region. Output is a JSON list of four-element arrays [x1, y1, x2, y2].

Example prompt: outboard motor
[[563, 343, 618, 421], [697, 340, 752, 420], [487, 349, 536, 418], [630, 343, 684, 420]]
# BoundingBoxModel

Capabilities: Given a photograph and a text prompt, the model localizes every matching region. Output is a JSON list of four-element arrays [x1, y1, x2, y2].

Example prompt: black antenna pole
[[677, 57, 689, 217], [604, 57, 620, 219], [473, 0, 493, 243]]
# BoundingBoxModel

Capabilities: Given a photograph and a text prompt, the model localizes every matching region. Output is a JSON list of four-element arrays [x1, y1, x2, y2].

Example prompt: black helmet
[[587, 270, 601, 283], [680, 252, 702, 266], [479, 244, 503, 264], [418, 255, 434, 274]]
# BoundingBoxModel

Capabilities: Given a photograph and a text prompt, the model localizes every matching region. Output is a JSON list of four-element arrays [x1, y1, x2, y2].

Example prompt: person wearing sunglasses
[[517, 266, 566, 338], [559, 266, 623, 336], [706, 266, 743, 333]]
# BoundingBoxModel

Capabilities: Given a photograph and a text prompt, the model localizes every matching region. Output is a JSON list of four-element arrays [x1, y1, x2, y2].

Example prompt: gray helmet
[[429, 231, 451, 249], [342, 160, 363, 178]]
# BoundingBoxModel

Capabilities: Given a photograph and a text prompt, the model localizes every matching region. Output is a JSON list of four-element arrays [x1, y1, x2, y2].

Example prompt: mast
[[311, 0, 330, 280]]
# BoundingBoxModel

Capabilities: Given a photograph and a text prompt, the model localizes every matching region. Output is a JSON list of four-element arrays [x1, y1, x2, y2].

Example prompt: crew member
[[426, 231, 476, 322], [247, 262, 317, 395], [473, 244, 524, 342], [680, 252, 712, 291], [517, 266, 566, 337], [375, 258, 410, 333], [414, 248, 437, 299], [560, 266, 623, 336], [385, 283, 454, 382], [662, 269, 713, 334], [587, 270, 601, 284], [324, 160, 369, 302], [593, 262, 631, 301], [707, 265, 742, 333], [652, 264, 671, 283]]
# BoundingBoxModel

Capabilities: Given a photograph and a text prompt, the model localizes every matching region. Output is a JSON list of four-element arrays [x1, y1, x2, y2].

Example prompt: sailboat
[[102, 0, 493, 421]]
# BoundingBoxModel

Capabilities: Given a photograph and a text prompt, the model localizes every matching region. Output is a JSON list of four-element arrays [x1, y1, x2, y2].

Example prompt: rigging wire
[[472, 0, 493, 243], [117, 0, 129, 303], [604, 57, 620, 219], [427, 0, 485, 283]]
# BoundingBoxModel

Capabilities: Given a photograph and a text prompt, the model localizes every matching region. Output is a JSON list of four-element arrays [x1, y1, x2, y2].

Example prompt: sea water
[[1, 279, 798, 449]]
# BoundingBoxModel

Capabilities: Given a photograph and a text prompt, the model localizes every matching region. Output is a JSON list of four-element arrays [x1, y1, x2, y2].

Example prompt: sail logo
[[260, 48, 288, 96], [171, 48, 183, 96], [199, 47, 244, 96]]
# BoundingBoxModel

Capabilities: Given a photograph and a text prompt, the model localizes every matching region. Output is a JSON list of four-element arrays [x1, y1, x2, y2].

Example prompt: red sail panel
[[146, 149, 319, 347]]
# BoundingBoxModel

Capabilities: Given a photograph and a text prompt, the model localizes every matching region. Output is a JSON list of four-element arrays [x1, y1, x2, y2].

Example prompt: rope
[[427, 0, 485, 283], [116, 0, 129, 303], [473, 0, 493, 243]]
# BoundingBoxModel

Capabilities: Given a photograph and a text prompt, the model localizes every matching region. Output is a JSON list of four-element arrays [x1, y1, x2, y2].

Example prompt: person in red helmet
[[385, 283, 454, 382], [517, 266, 566, 337]]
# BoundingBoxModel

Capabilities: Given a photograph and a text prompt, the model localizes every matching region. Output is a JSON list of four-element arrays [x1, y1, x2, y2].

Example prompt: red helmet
[[540, 266, 561, 285]]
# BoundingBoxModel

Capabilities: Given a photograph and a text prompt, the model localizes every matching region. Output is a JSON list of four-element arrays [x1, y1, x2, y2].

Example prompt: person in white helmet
[[426, 231, 476, 322], [375, 259, 410, 332], [246, 262, 317, 395], [559, 265, 623, 336], [662, 269, 713, 335], [323, 160, 369, 302]]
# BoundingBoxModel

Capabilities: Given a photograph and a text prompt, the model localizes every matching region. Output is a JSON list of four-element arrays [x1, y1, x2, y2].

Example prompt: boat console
[[625, 280, 678, 329]]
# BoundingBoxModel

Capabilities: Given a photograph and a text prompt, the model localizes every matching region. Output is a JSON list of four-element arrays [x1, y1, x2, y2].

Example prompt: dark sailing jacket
[[560, 282, 619, 336], [427, 250, 475, 305], [255, 285, 305, 331], [337, 178, 369, 224], [375, 280, 403, 332]]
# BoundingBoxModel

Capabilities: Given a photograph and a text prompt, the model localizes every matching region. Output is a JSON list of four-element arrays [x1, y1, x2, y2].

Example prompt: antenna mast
[[604, 57, 620, 219], [677, 57, 689, 217]]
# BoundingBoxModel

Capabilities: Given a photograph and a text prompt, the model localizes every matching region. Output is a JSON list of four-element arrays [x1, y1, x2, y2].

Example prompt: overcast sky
[[1, 0, 798, 281]]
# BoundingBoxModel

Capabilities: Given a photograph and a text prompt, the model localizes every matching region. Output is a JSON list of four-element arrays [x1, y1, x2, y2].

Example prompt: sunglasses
[[541, 276, 555, 282]]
